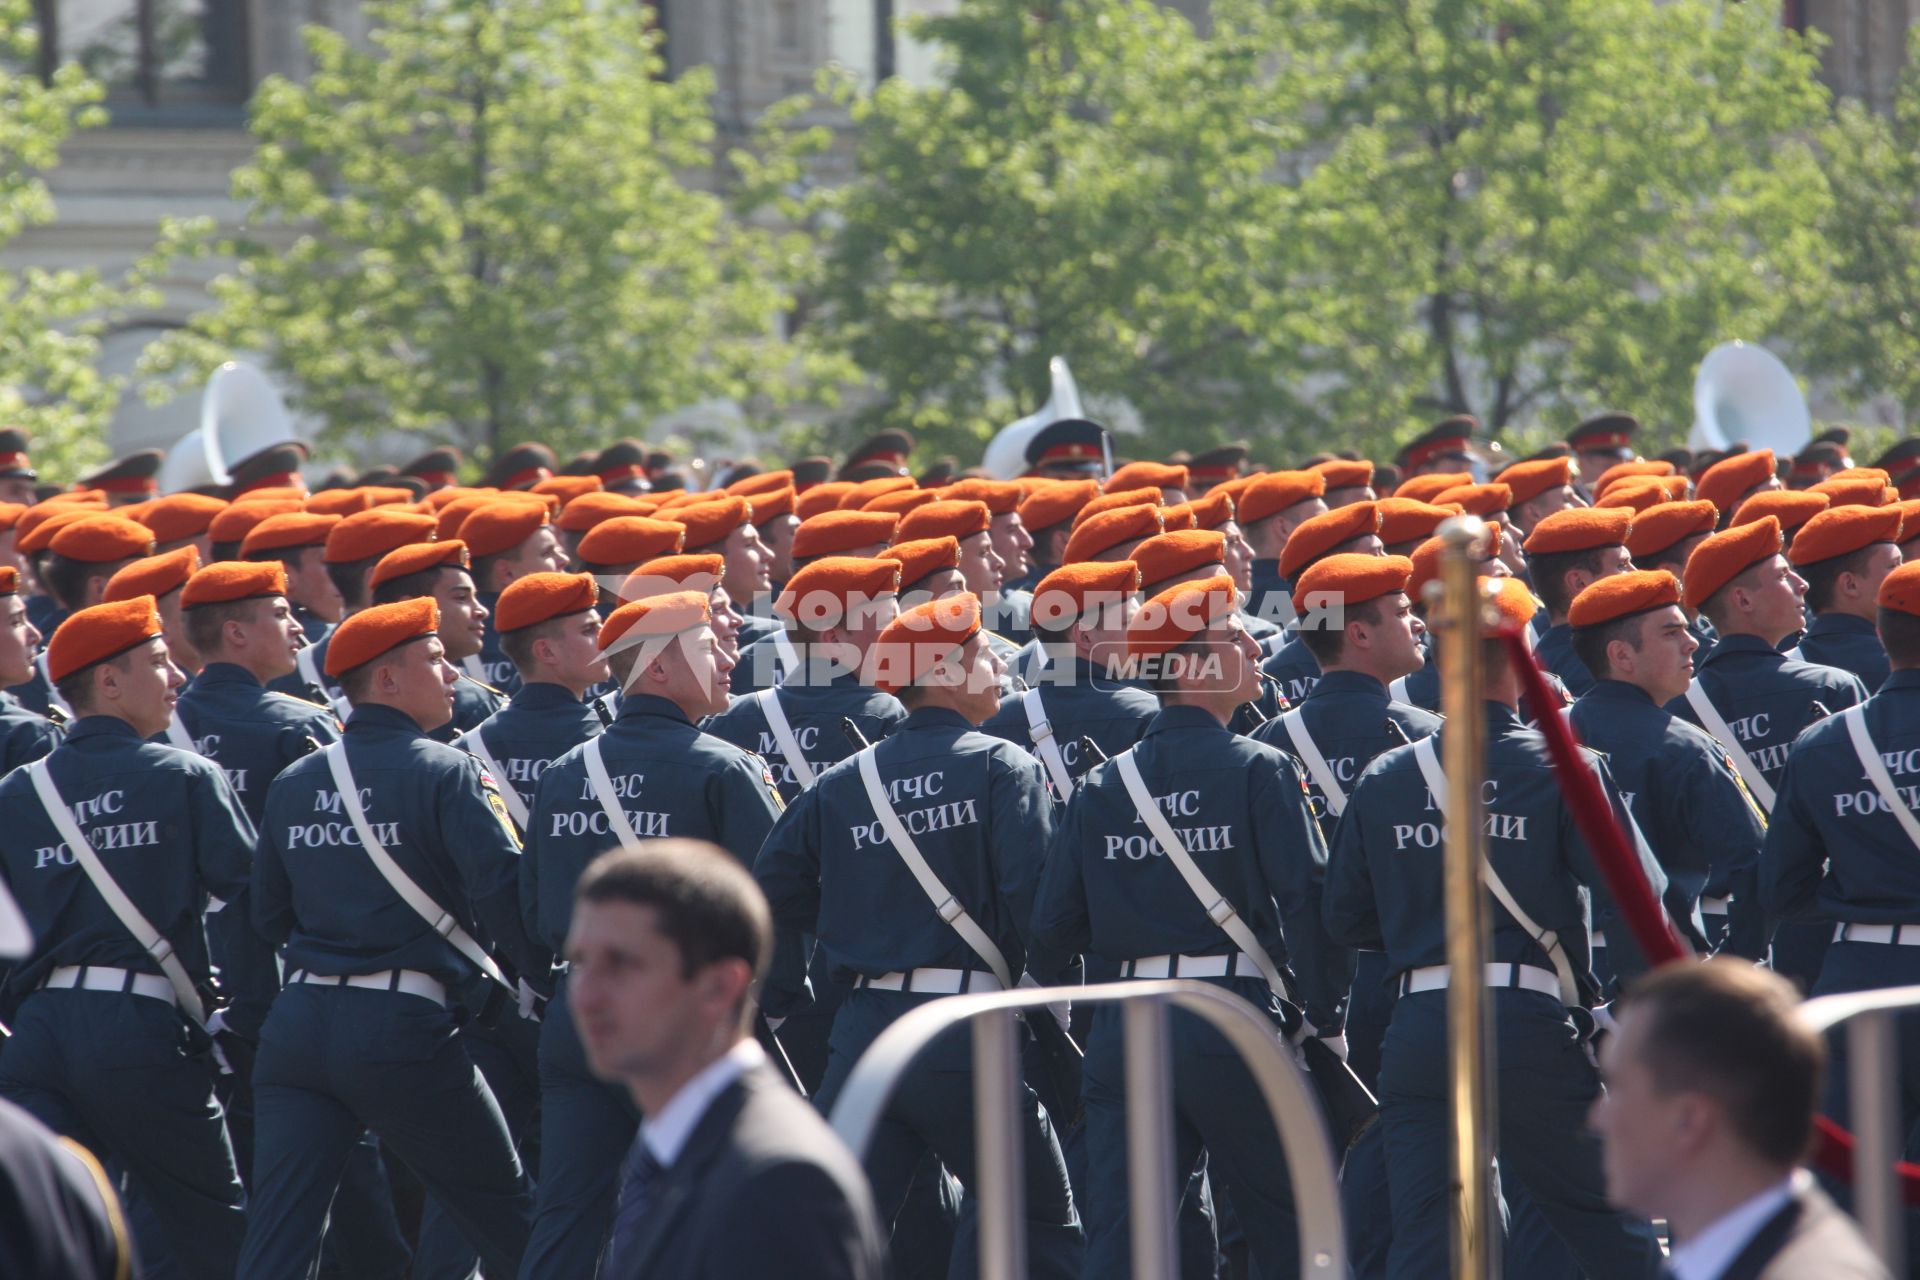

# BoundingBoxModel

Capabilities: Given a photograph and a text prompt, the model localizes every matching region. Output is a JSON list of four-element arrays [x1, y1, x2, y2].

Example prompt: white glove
[[1018, 972, 1072, 1036], [209, 1038, 235, 1076], [1590, 1003, 1619, 1038], [205, 1008, 231, 1039], [516, 978, 543, 1023]]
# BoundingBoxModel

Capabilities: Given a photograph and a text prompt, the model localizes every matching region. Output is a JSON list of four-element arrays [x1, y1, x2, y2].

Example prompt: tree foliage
[[141, 0, 815, 464], [809, 0, 1832, 462], [0, 0, 157, 475]]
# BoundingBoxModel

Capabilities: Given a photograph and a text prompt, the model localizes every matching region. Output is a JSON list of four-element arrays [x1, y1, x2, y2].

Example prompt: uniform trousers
[[237, 984, 532, 1279], [1376, 988, 1662, 1279], [0, 989, 246, 1280], [1813, 941, 1920, 1155], [814, 987, 1084, 1280], [517, 973, 639, 1280], [1079, 975, 1300, 1280]]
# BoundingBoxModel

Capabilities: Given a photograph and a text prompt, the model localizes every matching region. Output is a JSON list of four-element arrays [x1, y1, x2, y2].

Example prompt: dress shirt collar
[[639, 1038, 765, 1168], [1666, 1171, 1800, 1280]]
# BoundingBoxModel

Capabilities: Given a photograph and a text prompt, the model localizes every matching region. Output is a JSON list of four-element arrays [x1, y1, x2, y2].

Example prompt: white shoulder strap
[[1389, 676, 1411, 702], [27, 761, 206, 1026], [772, 628, 799, 682], [37, 652, 72, 720], [1277, 708, 1345, 817], [1020, 687, 1077, 798], [1842, 707, 1920, 850], [1783, 645, 1804, 663], [755, 688, 816, 789], [1111, 749, 1293, 1004], [164, 712, 196, 753], [1684, 682, 1776, 812], [1411, 735, 1578, 1003], [460, 654, 488, 684], [459, 725, 529, 829], [294, 644, 353, 719], [582, 736, 641, 844], [854, 747, 1012, 988], [323, 744, 511, 988]]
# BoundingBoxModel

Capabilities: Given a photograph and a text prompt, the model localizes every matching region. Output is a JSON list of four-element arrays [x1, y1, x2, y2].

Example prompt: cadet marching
[[0, 416, 1917, 1278]]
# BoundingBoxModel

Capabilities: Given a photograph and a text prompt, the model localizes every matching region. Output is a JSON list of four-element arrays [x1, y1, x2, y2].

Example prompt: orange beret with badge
[[1593, 460, 1677, 499], [0, 565, 17, 595], [1104, 462, 1188, 495], [1019, 479, 1099, 534], [1522, 506, 1633, 556], [1432, 483, 1512, 519], [838, 477, 915, 511], [792, 509, 899, 560], [1378, 496, 1463, 548], [1176, 489, 1236, 532], [1027, 561, 1142, 632], [881, 536, 962, 592], [1626, 500, 1718, 560], [1279, 501, 1383, 581], [1696, 449, 1778, 518], [576, 516, 687, 569], [1131, 530, 1227, 592], [1071, 487, 1163, 530], [1787, 505, 1904, 567], [795, 482, 855, 522], [1391, 472, 1472, 505], [1807, 475, 1893, 509], [1683, 515, 1782, 612], [1484, 575, 1541, 633], [1126, 574, 1238, 659], [599, 590, 712, 653], [1569, 569, 1683, 629], [674, 497, 753, 551], [180, 560, 288, 610], [1408, 526, 1506, 603], [727, 469, 795, 499], [1310, 458, 1375, 491], [1236, 470, 1326, 526], [50, 515, 157, 564], [1291, 553, 1413, 616], [1063, 503, 1165, 565], [1879, 560, 1920, 617], [47, 596, 166, 682], [775, 557, 903, 627], [459, 501, 552, 559], [554, 491, 656, 534], [208, 499, 303, 549], [867, 593, 983, 695], [495, 571, 601, 633], [1730, 489, 1827, 536], [241, 511, 340, 558], [104, 546, 202, 604], [897, 499, 992, 545], [326, 508, 438, 564], [1493, 456, 1574, 507], [134, 493, 227, 544], [618, 553, 725, 602], [941, 478, 1022, 515], [370, 538, 469, 589], [325, 598, 439, 677], [862, 488, 941, 518]]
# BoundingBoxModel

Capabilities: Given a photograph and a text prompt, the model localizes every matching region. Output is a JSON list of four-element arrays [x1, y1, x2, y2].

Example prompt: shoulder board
[[460, 674, 506, 696], [265, 691, 333, 713], [46, 706, 68, 727]]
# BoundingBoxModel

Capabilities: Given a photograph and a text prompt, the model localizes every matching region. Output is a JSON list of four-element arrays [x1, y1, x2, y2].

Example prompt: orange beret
[[1830, 466, 1892, 485], [0, 502, 24, 534], [305, 487, 415, 517], [882, 536, 961, 591], [495, 571, 600, 632], [104, 546, 202, 604], [1568, 569, 1682, 630], [180, 560, 287, 610], [1486, 575, 1540, 633], [458, 501, 551, 559], [1627, 500, 1719, 560], [0, 565, 16, 594], [423, 486, 490, 510], [796, 481, 857, 522], [749, 486, 796, 522], [1236, 470, 1327, 526], [792, 510, 899, 560], [1408, 528, 1507, 603], [1594, 478, 1675, 513], [839, 477, 916, 510], [1522, 506, 1633, 556], [1378, 496, 1462, 547], [1213, 473, 1263, 506], [1807, 476, 1892, 509], [1126, 574, 1238, 660], [1104, 462, 1188, 494], [577, 516, 687, 568], [1131, 530, 1227, 591], [1594, 460, 1677, 498], [775, 557, 903, 625], [50, 515, 156, 565], [133, 493, 227, 544], [599, 590, 712, 653], [1431, 483, 1511, 518], [897, 499, 992, 545], [1309, 459, 1375, 490], [1292, 552, 1413, 616], [1683, 516, 1783, 612], [434, 494, 510, 542], [370, 539, 469, 589], [326, 508, 438, 564], [324, 598, 439, 677], [1018, 479, 1099, 533], [1787, 505, 1904, 567], [1731, 489, 1828, 533], [1878, 560, 1920, 617], [868, 594, 983, 696], [1696, 449, 1778, 517], [1279, 501, 1383, 581], [617, 554, 724, 603], [1157, 503, 1198, 532], [1177, 489, 1235, 532], [1896, 498, 1920, 541], [1063, 503, 1166, 564], [529, 475, 603, 504], [208, 499, 303, 548], [674, 496, 752, 550], [241, 511, 340, 558], [233, 485, 306, 505], [727, 469, 795, 498], [863, 488, 942, 518], [1072, 487, 1163, 530], [941, 478, 1022, 515], [46, 597, 165, 683], [1493, 456, 1574, 507], [555, 491, 656, 533], [1392, 472, 1474, 505], [1028, 561, 1142, 632], [15, 508, 97, 556]]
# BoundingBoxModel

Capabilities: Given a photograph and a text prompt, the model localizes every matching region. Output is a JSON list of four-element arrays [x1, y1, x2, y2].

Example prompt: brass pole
[[1431, 515, 1497, 1280]]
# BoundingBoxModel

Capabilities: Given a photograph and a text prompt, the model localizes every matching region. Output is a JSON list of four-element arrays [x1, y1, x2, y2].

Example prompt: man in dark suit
[[1591, 959, 1887, 1280], [565, 838, 887, 1280]]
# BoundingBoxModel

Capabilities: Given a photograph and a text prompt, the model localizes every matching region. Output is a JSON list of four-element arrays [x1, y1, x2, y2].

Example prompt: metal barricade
[[1800, 982, 1920, 1272], [825, 978, 1347, 1279]]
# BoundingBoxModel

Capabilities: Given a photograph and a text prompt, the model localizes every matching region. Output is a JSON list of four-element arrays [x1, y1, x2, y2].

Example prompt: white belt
[[41, 964, 177, 1006], [289, 968, 448, 1006], [1590, 932, 1606, 948], [1120, 952, 1265, 980], [1399, 963, 1561, 999], [1833, 923, 1920, 947], [1700, 895, 1730, 917], [855, 967, 1003, 995]]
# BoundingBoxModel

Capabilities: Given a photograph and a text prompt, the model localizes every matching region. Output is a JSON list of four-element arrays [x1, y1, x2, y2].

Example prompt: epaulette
[[266, 690, 334, 714], [46, 705, 68, 727], [460, 674, 507, 697], [591, 694, 615, 727]]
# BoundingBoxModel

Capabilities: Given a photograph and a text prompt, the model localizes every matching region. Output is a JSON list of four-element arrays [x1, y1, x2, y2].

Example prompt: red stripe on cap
[[1038, 443, 1102, 462], [1404, 435, 1470, 469], [237, 471, 300, 494], [504, 466, 553, 489], [598, 463, 644, 483], [86, 476, 158, 495]]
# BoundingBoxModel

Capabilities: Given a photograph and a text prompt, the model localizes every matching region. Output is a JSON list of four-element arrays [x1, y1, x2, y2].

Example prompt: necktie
[[601, 1137, 665, 1279]]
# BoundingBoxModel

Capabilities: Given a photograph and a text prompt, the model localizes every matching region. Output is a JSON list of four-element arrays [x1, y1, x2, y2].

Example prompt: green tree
[[807, 0, 1323, 463], [1791, 27, 1920, 429], [0, 0, 157, 475], [142, 0, 813, 464]]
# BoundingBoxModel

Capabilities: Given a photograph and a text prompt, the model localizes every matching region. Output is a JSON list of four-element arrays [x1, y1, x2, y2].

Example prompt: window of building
[[773, 0, 801, 52], [32, 0, 251, 120]]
